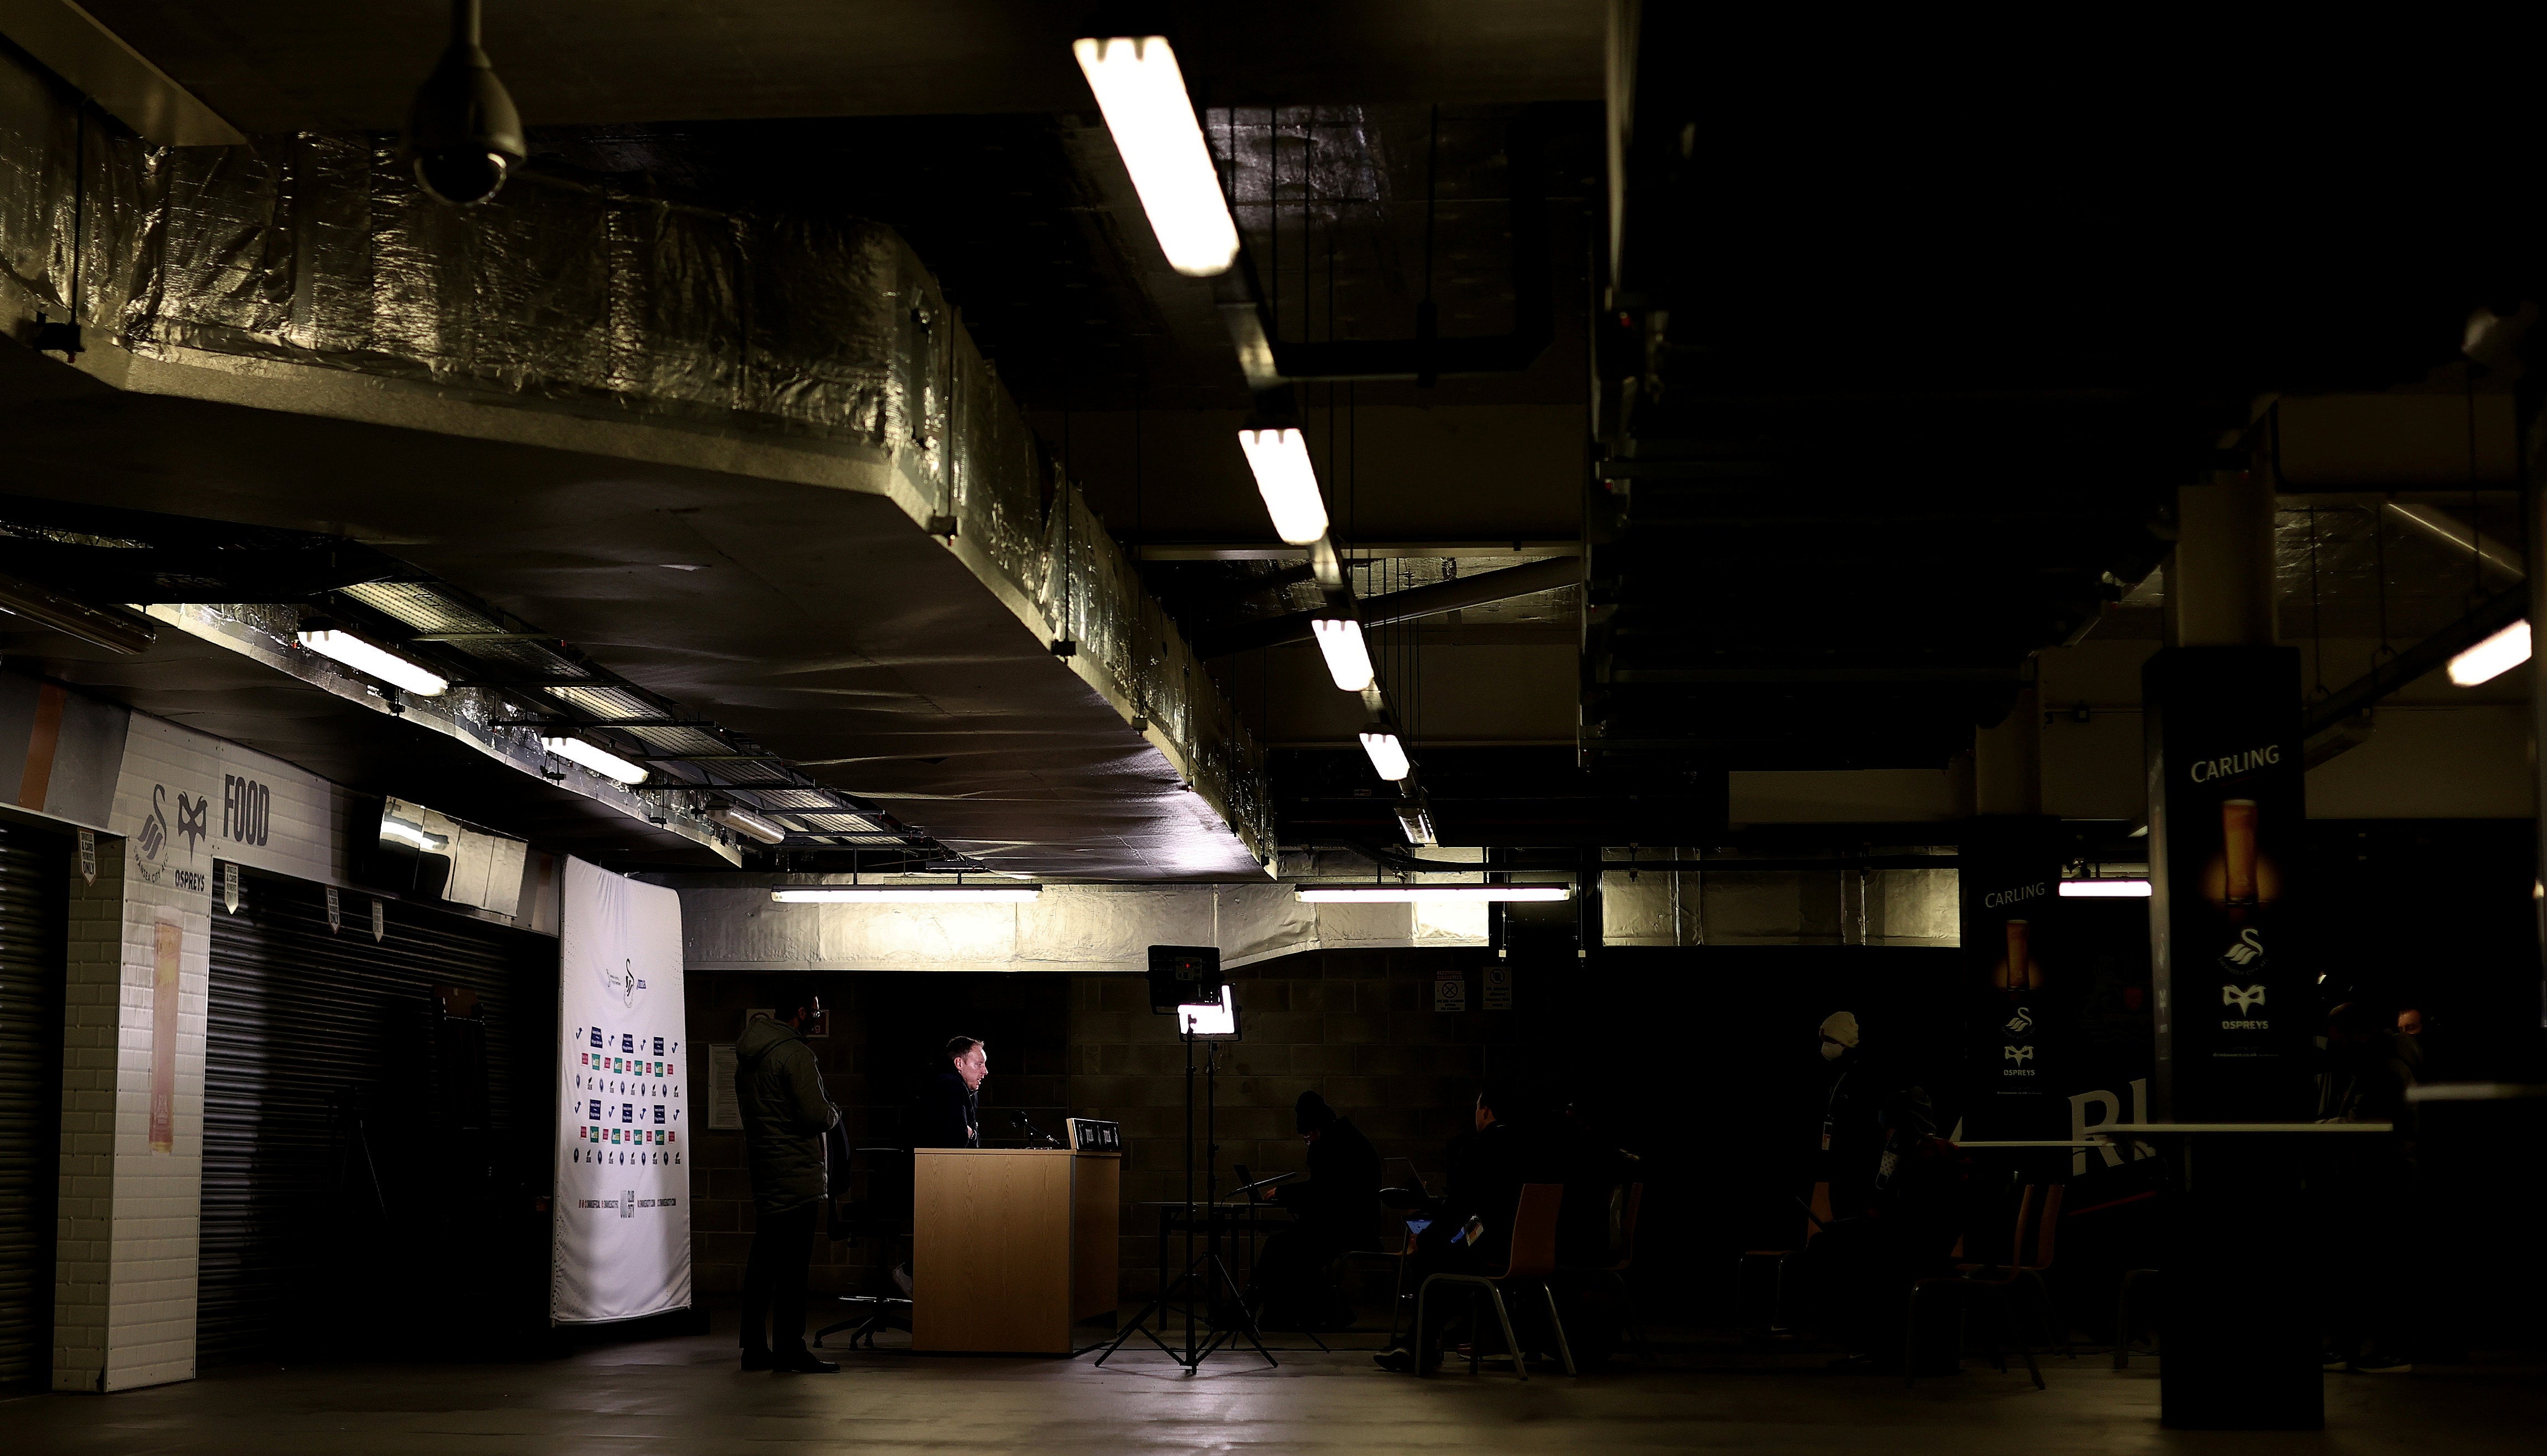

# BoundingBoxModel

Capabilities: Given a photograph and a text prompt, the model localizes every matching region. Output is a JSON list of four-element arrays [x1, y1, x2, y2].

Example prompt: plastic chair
[[1904, 1184, 2047, 1390], [1344, 1157, 1431, 1344], [1563, 1182, 1653, 1362], [2113, 1268, 2159, 1368], [1958, 1182, 2068, 1357], [1735, 1181, 1830, 1332], [1415, 1183, 1577, 1380]]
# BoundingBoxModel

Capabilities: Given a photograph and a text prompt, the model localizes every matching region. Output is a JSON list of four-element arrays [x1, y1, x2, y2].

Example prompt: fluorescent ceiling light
[[297, 627, 448, 696], [1237, 428, 1330, 544], [1297, 885, 1571, 903], [541, 735, 648, 785], [1359, 728, 1411, 782], [2059, 879, 2152, 898], [1393, 799, 1437, 849], [1071, 35, 1239, 276], [711, 806, 787, 845], [770, 886, 1044, 904], [2448, 618, 2530, 686], [1312, 617, 1375, 691]]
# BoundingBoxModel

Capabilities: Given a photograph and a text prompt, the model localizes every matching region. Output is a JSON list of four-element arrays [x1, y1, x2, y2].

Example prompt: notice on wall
[[1433, 971, 1467, 1013], [149, 915, 180, 1153], [551, 857, 692, 1325], [707, 1044, 742, 1130], [1482, 965, 1513, 1012]]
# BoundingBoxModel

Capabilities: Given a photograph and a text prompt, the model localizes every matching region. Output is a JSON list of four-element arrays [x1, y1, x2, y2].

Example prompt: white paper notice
[[551, 857, 692, 1324]]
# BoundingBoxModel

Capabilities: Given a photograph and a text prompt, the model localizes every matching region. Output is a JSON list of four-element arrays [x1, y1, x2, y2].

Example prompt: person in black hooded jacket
[[1248, 1091, 1382, 1328]]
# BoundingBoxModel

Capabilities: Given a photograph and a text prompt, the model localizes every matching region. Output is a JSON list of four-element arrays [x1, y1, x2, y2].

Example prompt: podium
[[912, 1147, 1121, 1354]]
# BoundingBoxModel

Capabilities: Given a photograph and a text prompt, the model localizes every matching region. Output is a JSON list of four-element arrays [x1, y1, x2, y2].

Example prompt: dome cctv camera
[[402, 1, 525, 206]]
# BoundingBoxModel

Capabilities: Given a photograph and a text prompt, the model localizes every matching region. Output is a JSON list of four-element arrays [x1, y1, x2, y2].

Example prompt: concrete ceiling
[[0, 341, 1257, 878], [75, 1, 1604, 132]]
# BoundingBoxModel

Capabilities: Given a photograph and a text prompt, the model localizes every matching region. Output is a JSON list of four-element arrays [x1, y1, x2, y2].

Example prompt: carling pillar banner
[[1958, 814, 2065, 1145], [2142, 644, 2315, 1431], [551, 857, 692, 1324]]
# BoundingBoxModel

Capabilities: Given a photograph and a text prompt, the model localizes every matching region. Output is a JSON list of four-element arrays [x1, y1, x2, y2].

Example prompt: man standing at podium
[[735, 986, 842, 1373], [917, 1035, 988, 1147]]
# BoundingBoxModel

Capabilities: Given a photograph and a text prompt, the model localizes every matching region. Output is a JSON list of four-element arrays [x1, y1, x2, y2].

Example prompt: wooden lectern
[[912, 1147, 1121, 1354]]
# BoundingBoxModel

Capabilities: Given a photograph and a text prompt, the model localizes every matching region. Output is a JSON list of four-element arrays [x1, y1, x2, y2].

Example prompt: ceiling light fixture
[[2447, 618, 2530, 686], [1359, 726, 1411, 782], [2059, 879, 2153, 898], [1237, 427, 1330, 545], [769, 886, 1044, 904], [1312, 617, 1375, 691], [710, 806, 787, 845], [402, 0, 526, 206], [1393, 798, 1439, 849], [541, 735, 648, 786], [1296, 885, 1570, 903], [1071, 35, 1239, 276], [0, 571, 155, 654], [296, 626, 449, 696]]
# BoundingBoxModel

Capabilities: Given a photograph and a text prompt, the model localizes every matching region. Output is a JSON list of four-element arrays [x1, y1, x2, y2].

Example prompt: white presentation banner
[[551, 857, 692, 1324]]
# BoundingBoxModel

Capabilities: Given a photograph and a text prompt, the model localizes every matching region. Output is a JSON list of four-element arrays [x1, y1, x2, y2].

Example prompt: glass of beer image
[[2221, 798, 2260, 906], [1996, 918, 2040, 994]]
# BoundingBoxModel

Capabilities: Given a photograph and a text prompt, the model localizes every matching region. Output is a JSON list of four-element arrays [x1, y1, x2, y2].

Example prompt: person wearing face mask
[[1800, 1010, 1966, 1372]]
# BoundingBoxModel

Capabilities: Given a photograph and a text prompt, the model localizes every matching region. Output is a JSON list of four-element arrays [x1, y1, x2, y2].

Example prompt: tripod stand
[[1095, 1022, 1275, 1371]]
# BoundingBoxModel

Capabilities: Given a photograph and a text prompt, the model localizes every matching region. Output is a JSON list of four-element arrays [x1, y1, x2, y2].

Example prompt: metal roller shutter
[[200, 867, 555, 1364], [0, 824, 65, 1390]]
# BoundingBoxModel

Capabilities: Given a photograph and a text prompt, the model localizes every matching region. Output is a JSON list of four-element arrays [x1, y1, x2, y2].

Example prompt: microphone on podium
[[1011, 1111, 1062, 1149]]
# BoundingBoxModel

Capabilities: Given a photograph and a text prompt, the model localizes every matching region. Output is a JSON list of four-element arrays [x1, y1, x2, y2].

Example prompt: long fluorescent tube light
[[1312, 617, 1375, 691], [1297, 885, 1571, 903], [541, 736, 648, 785], [1394, 799, 1437, 849], [2448, 618, 2530, 686], [1359, 728, 1411, 782], [1071, 35, 1240, 276], [0, 571, 156, 654], [1237, 428, 1330, 544], [711, 806, 787, 845], [296, 627, 447, 696], [2059, 880, 2153, 898], [770, 886, 1044, 904]]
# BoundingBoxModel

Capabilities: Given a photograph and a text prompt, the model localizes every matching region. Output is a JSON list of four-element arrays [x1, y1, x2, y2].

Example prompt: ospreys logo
[[134, 784, 213, 890], [2003, 1044, 2035, 1065], [2222, 984, 2265, 1013]]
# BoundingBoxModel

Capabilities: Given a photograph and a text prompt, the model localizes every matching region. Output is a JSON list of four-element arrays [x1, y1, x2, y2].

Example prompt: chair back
[[1501, 1183, 1566, 1280], [1612, 1182, 1644, 1270], [2025, 1183, 2064, 1271], [1806, 1180, 1832, 1244]]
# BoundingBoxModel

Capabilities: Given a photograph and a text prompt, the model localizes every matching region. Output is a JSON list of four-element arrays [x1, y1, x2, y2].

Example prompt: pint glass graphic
[[1998, 919, 2038, 993], [2221, 798, 2260, 906]]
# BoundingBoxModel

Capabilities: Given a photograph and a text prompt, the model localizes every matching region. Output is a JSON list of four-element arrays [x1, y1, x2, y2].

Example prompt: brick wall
[[683, 971, 1071, 1301], [54, 836, 210, 1391], [1071, 947, 1515, 1300], [683, 949, 1523, 1308]]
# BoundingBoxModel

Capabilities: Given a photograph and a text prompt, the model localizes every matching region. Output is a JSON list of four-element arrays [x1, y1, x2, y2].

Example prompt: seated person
[[1247, 1091, 1383, 1329], [1375, 1079, 1536, 1372]]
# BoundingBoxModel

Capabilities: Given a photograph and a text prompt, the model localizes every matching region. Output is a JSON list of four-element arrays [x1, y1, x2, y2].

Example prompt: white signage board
[[551, 858, 692, 1324], [112, 712, 346, 893]]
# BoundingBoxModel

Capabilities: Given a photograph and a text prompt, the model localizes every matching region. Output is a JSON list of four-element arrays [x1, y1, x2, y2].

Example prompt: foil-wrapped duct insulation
[[0, 54, 1271, 865]]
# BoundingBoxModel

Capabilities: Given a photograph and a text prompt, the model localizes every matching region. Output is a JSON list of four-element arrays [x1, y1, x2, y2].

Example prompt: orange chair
[[1966, 1182, 2068, 1358], [1735, 1181, 1831, 1332], [1415, 1183, 1576, 1380], [1905, 1183, 2054, 1390], [1566, 1182, 1653, 1363]]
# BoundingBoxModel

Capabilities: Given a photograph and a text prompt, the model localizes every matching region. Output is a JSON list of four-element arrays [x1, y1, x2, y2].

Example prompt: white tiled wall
[[53, 829, 212, 1390]]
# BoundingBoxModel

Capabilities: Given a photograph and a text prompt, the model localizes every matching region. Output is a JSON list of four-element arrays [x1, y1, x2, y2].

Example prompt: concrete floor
[[8, 1327, 2543, 1455]]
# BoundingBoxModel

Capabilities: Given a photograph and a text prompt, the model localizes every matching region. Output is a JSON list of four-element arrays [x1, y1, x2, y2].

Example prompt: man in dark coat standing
[[735, 985, 842, 1373]]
